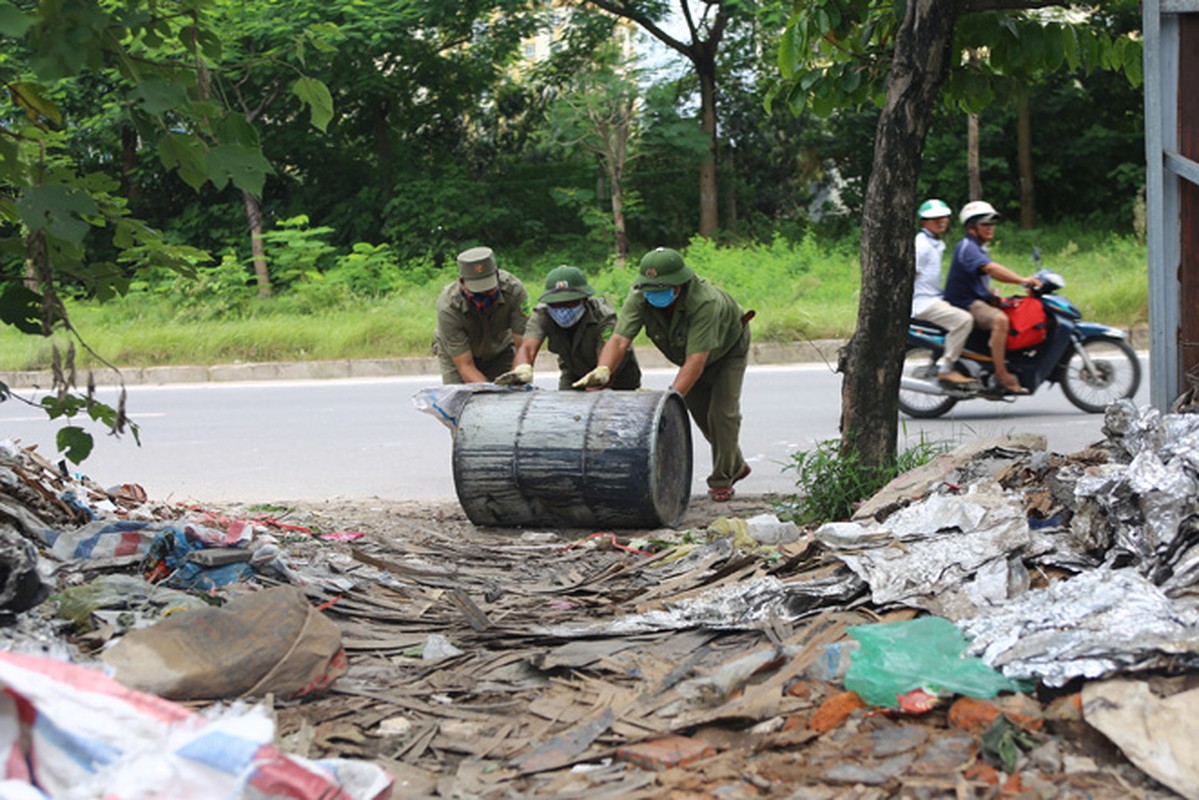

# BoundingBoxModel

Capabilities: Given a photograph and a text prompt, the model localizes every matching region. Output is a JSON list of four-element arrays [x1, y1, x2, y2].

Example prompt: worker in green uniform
[[576, 247, 752, 502], [496, 265, 641, 390], [433, 246, 530, 384]]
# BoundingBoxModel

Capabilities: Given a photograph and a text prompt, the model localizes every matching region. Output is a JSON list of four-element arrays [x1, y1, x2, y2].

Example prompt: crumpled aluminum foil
[[1075, 403, 1199, 570], [815, 480, 1038, 619], [960, 568, 1199, 686], [534, 572, 865, 637]]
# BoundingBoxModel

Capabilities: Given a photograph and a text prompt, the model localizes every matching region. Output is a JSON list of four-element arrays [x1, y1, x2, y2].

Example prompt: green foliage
[[167, 252, 256, 320], [0, 0, 333, 462], [0, 223, 1144, 371], [777, 434, 949, 524], [259, 215, 337, 288], [773, 2, 1142, 118]]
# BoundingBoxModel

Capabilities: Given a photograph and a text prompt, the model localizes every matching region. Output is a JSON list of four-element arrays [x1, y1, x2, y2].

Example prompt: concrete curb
[[0, 340, 847, 389], [2, 323, 1148, 389]]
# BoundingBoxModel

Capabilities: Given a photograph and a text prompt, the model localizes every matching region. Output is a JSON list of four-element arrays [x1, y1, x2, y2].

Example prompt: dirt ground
[[178, 490, 1180, 800]]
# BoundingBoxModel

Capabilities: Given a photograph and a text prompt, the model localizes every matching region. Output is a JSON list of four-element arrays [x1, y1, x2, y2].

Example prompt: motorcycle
[[898, 250, 1141, 419]]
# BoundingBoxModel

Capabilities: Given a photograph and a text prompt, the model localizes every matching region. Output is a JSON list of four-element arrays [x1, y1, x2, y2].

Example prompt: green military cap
[[457, 246, 499, 293], [634, 247, 694, 289], [538, 265, 594, 304]]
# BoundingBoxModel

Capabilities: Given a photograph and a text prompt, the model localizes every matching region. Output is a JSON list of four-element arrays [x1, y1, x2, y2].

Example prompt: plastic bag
[[412, 383, 533, 430], [844, 616, 1021, 708]]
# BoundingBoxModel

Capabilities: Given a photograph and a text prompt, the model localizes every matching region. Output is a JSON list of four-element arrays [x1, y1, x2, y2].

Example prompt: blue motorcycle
[[899, 255, 1140, 419]]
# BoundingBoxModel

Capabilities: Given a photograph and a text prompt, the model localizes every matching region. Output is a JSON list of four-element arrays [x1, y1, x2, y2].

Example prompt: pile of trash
[[0, 439, 393, 799], [4, 399, 1199, 799]]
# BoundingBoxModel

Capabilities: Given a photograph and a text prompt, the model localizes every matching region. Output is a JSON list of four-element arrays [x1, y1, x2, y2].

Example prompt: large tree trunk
[[1017, 92, 1035, 229], [697, 63, 719, 238], [840, 0, 961, 469], [242, 190, 271, 298]]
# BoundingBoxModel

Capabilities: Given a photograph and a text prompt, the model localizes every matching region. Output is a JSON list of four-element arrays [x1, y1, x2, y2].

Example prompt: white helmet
[[959, 200, 999, 226], [917, 199, 952, 219]]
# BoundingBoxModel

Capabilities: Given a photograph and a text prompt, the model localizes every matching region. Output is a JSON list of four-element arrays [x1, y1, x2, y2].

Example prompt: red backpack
[[1000, 297, 1048, 350]]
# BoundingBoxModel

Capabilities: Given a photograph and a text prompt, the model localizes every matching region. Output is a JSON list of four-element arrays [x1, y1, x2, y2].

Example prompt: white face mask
[[548, 304, 585, 328]]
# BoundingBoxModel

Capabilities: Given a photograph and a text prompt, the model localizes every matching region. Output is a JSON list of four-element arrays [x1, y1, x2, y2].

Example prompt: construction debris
[[1, 401, 1198, 798]]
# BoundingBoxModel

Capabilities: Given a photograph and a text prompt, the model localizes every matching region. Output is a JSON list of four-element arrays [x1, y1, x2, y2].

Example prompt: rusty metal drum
[[451, 389, 692, 528]]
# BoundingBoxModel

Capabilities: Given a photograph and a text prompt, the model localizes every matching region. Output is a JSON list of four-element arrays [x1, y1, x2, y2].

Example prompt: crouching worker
[[574, 248, 752, 502], [497, 265, 641, 390], [433, 246, 530, 384]]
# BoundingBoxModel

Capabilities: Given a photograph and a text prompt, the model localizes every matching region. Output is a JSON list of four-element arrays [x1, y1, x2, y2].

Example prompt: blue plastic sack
[[844, 616, 1022, 708]]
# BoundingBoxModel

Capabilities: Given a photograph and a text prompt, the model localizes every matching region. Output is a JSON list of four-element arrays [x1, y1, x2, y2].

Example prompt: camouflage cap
[[538, 265, 594, 304], [634, 247, 694, 288], [457, 246, 499, 293]]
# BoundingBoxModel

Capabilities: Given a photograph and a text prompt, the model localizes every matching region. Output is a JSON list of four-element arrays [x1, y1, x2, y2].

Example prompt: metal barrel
[[451, 389, 692, 529]]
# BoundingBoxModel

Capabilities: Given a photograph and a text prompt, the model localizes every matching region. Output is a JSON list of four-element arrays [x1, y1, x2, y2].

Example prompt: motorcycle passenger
[[912, 199, 975, 387], [943, 201, 1042, 395], [497, 265, 641, 390]]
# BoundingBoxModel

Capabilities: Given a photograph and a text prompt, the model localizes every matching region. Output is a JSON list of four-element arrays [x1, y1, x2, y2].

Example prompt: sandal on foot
[[708, 486, 735, 502], [732, 464, 752, 486]]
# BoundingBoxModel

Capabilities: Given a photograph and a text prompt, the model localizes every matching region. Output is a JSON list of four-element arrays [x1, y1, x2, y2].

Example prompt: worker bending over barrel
[[576, 247, 752, 502], [496, 265, 641, 390], [433, 246, 530, 384]]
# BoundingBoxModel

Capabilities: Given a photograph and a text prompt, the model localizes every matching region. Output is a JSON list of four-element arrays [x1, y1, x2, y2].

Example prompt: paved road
[[0, 362, 1149, 505]]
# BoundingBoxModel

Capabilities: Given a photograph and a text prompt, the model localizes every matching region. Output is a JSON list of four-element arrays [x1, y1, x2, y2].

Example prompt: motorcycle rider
[[943, 201, 1042, 394], [912, 199, 976, 387]]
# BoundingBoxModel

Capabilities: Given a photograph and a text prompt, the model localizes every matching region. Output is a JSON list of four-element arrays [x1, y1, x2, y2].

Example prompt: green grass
[[0, 225, 1147, 372], [775, 432, 951, 523]]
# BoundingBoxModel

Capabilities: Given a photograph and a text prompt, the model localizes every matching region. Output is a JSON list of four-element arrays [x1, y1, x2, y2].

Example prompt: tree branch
[[577, 0, 695, 61], [963, 0, 1070, 11]]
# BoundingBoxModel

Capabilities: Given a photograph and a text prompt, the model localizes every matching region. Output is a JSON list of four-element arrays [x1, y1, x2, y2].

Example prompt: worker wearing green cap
[[575, 247, 752, 502], [497, 265, 641, 390]]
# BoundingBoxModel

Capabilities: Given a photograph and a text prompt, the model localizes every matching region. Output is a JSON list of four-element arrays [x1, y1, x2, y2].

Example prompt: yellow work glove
[[571, 365, 610, 389], [495, 363, 534, 386]]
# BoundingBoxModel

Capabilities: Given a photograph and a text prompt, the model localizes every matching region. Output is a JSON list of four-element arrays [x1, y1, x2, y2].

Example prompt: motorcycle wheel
[[898, 346, 959, 419], [1058, 336, 1142, 413]]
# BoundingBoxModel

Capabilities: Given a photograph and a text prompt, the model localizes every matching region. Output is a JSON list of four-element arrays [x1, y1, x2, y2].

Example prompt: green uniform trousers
[[684, 326, 750, 489], [439, 344, 516, 385]]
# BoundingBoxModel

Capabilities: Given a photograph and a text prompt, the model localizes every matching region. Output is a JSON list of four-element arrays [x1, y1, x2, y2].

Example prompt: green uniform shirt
[[526, 296, 641, 390], [614, 277, 744, 367], [434, 269, 529, 361]]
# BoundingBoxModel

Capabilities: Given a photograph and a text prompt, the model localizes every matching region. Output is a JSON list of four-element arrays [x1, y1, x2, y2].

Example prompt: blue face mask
[[643, 287, 677, 308], [547, 304, 585, 328]]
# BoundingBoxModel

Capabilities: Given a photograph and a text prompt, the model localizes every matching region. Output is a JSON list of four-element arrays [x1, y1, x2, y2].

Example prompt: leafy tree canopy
[[771, 1, 1143, 118]]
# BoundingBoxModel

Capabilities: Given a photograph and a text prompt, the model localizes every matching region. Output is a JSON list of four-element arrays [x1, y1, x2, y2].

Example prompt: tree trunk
[[840, 0, 961, 469], [723, 146, 738, 233], [1017, 92, 1035, 229], [697, 63, 719, 239], [121, 125, 140, 204], [242, 190, 271, 297], [610, 175, 628, 270], [967, 112, 982, 199]]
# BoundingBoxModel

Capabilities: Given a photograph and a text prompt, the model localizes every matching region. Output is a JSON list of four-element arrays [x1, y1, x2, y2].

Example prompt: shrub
[[777, 434, 948, 524]]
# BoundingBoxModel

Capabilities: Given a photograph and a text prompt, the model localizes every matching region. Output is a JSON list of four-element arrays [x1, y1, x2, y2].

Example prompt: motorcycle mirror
[[1031, 246, 1042, 265]]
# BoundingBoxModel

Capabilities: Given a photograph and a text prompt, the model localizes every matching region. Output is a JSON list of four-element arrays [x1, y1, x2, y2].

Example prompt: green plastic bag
[[844, 616, 1022, 708]]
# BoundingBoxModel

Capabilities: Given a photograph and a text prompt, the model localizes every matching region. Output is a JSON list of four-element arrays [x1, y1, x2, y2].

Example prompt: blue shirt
[[944, 235, 993, 309]]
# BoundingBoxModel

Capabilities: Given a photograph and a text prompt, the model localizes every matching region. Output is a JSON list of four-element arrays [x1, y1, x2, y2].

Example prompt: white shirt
[[912, 228, 946, 316]]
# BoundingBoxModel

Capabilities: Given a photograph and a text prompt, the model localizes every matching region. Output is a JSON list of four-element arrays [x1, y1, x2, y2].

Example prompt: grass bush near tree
[[0, 225, 1147, 372]]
